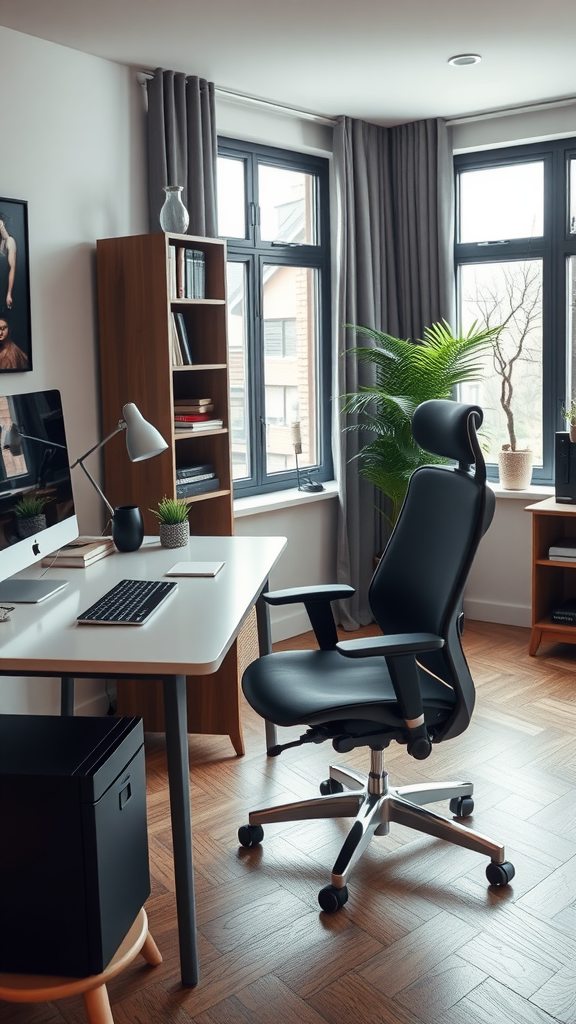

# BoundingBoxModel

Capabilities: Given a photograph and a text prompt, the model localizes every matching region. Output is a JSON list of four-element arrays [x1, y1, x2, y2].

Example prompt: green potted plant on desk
[[561, 394, 576, 444], [14, 493, 49, 539], [150, 496, 190, 549]]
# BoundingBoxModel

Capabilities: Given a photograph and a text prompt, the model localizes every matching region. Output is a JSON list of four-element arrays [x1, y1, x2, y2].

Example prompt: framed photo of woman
[[0, 197, 32, 373]]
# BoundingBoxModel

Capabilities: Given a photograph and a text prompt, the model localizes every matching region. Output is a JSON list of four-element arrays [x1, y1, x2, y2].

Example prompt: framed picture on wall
[[0, 197, 32, 373]]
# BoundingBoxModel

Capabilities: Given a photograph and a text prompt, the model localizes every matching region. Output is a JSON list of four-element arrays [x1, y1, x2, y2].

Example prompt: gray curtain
[[147, 69, 218, 237], [334, 116, 454, 628]]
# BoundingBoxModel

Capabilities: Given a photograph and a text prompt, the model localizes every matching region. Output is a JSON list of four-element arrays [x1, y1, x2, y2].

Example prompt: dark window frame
[[218, 137, 332, 497], [455, 138, 576, 485]]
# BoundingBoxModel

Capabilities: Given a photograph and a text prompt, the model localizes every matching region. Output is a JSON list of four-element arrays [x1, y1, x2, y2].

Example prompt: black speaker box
[[0, 714, 150, 977], [555, 431, 576, 503]]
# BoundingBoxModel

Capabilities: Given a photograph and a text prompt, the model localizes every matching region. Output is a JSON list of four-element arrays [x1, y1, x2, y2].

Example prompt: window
[[455, 139, 576, 483], [217, 139, 332, 495]]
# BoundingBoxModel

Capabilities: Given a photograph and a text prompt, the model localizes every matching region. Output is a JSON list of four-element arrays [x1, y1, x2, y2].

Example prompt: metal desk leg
[[162, 674, 199, 988], [255, 581, 278, 753], [60, 677, 75, 717]]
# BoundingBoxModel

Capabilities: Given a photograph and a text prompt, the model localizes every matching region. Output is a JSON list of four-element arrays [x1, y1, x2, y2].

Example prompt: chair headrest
[[411, 400, 483, 466]]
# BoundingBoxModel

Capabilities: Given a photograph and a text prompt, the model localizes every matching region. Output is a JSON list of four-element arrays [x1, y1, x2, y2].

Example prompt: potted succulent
[[14, 494, 49, 539], [561, 394, 576, 443], [341, 319, 500, 527], [150, 496, 190, 548]]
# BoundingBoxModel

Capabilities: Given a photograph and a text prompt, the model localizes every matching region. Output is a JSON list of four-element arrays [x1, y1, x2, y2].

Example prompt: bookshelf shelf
[[96, 231, 244, 754], [527, 497, 576, 655]]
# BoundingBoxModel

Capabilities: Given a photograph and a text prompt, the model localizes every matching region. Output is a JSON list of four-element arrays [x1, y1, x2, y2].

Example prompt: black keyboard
[[77, 579, 178, 625]]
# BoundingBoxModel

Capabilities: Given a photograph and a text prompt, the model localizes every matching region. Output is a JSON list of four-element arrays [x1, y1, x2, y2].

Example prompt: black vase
[[112, 505, 144, 552]]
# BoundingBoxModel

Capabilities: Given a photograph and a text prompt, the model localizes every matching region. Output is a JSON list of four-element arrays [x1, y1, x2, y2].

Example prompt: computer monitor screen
[[0, 389, 78, 600]]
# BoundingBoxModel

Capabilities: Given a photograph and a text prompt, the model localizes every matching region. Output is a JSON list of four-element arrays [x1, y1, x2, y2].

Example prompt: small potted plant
[[14, 494, 49, 539], [561, 394, 576, 443], [150, 496, 190, 548]]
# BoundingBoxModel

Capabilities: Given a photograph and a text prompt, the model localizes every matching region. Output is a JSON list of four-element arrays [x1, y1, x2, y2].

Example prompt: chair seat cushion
[[242, 649, 456, 729]]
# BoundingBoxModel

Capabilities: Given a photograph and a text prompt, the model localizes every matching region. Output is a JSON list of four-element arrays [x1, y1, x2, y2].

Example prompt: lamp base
[[112, 506, 144, 552]]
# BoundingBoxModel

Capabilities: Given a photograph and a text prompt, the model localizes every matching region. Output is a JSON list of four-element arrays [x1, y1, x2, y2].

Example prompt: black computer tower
[[555, 431, 576, 503], [0, 714, 150, 977]]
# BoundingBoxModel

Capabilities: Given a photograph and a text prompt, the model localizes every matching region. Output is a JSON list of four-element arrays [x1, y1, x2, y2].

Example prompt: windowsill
[[489, 481, 554, 500], [234, 479, 338, 518]]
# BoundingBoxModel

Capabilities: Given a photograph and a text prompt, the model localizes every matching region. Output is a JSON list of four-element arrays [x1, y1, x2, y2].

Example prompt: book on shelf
[[168, 245, 177, 299], [551, 598, 576, 623], [174, 413, 212, 422], [175, 462, 214, 479], [549, 538, 576, 560], [41, 536, 115, 568], [176, 246, 186, 298], [176, 476, 220, 498], [173, 312, 193, 364], [174, 418, 223, 432], [184, 249, 206, 299], [170, 316, 183, 366], [174, 400, 213, 413], [175, 397, 212, 406]]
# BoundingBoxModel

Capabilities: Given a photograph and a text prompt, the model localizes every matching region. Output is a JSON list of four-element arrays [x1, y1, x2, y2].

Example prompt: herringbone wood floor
[[5, 620, 576, 1024]]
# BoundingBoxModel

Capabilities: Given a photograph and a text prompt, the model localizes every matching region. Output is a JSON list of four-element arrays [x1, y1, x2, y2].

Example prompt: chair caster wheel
[[318, 884, 349, 913], [238, 824, 264, 847], [450, 796, 474, 817], [486, 860, 515, 886], [320, 778, 344, 795]]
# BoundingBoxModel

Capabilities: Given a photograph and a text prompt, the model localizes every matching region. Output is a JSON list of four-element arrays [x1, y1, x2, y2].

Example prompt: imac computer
[[0, 389, 78, 602]]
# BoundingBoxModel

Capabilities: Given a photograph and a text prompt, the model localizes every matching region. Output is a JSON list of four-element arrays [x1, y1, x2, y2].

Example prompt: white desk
[[0, 534, 287, 987]]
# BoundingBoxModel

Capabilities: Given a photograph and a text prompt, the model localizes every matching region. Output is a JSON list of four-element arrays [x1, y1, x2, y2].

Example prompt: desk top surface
[[0, 535, 286, 677]]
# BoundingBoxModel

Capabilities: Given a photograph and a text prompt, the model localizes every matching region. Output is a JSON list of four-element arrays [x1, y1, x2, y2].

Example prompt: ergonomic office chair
[[239, 399, 515, 912]]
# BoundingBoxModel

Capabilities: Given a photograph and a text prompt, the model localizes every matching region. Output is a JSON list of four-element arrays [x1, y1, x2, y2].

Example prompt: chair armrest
[[337, 632, 444, 762], [336, 633, 444, 658], [265, 585, 355, 650], [264, 585, 355, 606]]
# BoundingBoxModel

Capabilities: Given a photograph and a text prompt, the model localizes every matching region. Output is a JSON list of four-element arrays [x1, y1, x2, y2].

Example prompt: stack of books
[[173, 398, 222, 432], [548, 539, 576, 560], [175, 463, 220, 498], [170, 312, 193, 365], [168, 246, 206, 299], [551, 598, 576, 624], [41, 536, 115, 568]]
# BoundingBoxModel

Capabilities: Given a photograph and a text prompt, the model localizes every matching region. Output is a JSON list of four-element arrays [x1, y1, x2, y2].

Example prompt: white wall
[[0, 27, 147, 714]]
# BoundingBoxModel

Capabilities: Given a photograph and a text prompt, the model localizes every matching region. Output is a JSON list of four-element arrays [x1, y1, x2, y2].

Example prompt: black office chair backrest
[[368, 400, 495, 741]]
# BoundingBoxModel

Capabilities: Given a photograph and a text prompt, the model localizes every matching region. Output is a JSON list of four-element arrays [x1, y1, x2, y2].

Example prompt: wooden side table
[[527, 496, 576, 655], [0, 909, 161, 1024]]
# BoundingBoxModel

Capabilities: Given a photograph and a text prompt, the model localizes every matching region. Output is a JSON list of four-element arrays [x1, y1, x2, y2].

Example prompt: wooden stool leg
[[83, 984, 114, 1024], [141, 930, 163, 967]]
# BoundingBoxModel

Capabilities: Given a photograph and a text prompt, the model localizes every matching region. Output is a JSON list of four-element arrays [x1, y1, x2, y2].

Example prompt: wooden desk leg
[[255, 582, 278, 754], [60, 677, 75, 716], [162, 674, 199, 988]]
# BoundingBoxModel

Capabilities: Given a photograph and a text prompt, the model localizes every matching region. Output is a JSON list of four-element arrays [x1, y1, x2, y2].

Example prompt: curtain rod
[[137, 71, 337, 127], [446, 95, 576, 126]]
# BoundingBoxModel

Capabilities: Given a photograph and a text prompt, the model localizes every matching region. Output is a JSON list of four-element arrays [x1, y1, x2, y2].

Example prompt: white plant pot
[[159, 520, 190, 549], [498, 448, 533, 490], [569, 424, 576, 443]]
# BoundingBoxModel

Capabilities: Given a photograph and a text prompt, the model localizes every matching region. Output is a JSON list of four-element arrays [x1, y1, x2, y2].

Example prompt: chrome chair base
[[248, 749, 507, 890]]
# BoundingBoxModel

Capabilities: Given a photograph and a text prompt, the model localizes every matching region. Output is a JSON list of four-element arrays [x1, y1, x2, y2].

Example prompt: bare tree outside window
[[460, 260, 543, 463]]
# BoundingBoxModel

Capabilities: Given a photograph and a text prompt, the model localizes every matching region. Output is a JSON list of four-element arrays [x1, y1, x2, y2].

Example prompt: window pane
[[217, 157, 246, 238], [226, 262, 250, 480], [263, 265, 318, 474], [565, 158, 569, 234], [459, 163, 544, 242], [459, 260, 543, 465], [258, 165, 317, 244]]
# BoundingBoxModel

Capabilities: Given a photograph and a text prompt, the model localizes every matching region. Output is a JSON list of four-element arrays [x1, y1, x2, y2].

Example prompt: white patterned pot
[[159, 520, 190, 548], [17, 514, 46, 539], [497, 448, 533, 490]]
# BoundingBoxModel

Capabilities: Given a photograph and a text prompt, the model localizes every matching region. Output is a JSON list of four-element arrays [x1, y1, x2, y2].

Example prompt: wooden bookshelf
[[527, 496, 576, 656], [96, 232, 246, 754]]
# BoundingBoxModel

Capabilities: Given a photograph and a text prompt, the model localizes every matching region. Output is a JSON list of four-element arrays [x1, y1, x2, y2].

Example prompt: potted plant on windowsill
[[561, 394, 576, 443], [14, 494, 49, 539], [150, 496, 190, 548]]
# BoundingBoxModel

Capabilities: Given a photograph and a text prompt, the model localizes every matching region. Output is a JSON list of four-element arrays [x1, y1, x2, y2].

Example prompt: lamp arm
[[77, 459, 115, 517], [69, 421, 125, 470]]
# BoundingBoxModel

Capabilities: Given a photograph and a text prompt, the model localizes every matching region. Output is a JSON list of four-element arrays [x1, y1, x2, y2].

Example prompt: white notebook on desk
[[165, 561, 225, 577]]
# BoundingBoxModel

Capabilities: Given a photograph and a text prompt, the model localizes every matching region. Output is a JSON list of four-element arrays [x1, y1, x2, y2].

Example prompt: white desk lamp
[[5, 403, 168, 552]]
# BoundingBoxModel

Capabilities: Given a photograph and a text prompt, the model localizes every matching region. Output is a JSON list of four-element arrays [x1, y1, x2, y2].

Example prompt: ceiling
[[1, 0, 576, 125]]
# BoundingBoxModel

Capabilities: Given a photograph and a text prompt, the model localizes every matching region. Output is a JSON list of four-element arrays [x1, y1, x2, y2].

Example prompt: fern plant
[[149, 496, 190, 524], [341, 319, 501, 526]]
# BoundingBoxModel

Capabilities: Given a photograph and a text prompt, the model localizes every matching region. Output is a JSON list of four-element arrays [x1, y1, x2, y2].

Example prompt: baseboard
[[464, 597, 531, 628]]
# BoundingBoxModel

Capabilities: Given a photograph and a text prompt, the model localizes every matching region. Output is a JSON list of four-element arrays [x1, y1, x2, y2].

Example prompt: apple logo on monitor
[[32, 542, 40, 556]]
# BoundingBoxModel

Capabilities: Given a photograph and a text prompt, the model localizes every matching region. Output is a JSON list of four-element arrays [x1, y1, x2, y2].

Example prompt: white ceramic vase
[[497, 447, 533, 490]]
